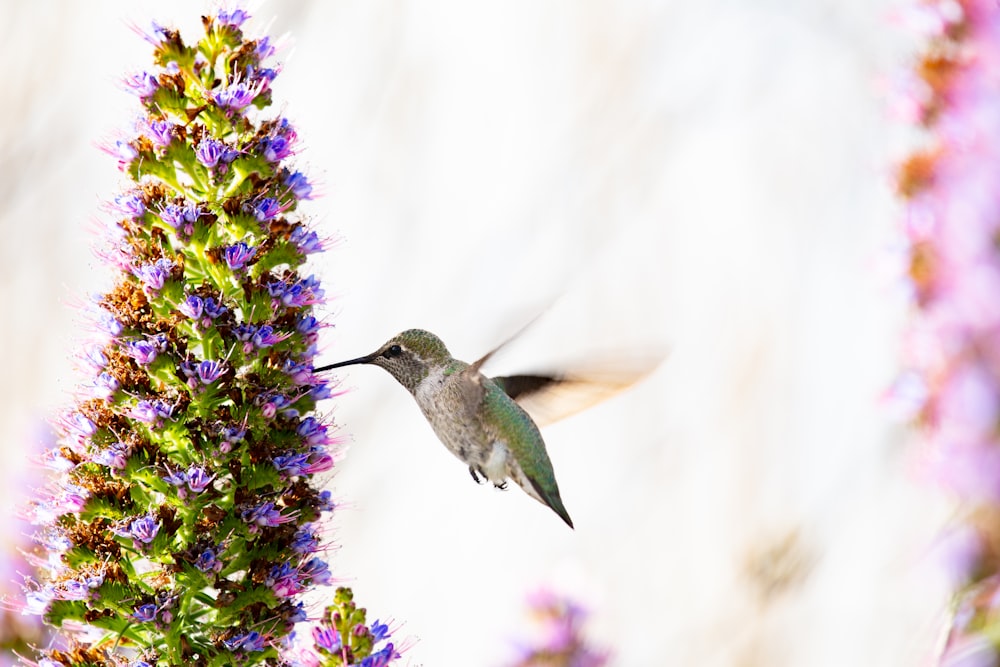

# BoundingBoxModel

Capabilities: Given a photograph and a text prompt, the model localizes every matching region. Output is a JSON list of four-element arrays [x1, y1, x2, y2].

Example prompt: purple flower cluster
[[18, 9, 399, 667], [506, 588, 609, 667], [282, 587, 401, 667], [895, 1, 1000, 663]]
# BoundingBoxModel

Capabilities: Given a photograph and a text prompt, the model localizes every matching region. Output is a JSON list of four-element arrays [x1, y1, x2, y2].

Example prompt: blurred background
[[0, 1, 953, 665]]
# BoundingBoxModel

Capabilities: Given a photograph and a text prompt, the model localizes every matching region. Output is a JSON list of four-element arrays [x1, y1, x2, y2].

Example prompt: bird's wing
[[492, 354, 664, 427], [468, 312, 548, 374], [481, 382, 573, 528]]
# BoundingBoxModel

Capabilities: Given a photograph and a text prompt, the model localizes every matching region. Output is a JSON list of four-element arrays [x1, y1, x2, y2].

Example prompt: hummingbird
[[315, 329, 659, 528]]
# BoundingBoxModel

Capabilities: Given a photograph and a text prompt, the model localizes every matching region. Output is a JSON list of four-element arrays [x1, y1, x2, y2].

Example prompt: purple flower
[[82, 345, 108, 371], [215, 81, 261, 111], [23, 15, 399, 666], [297, 315, 321, 336], [186, 466, 214, 493], [90, 372, 120, 400], [159, 202, 198, 229], [279, 275, 326, 307], [114, 193, 146, 219], [251, 197, 281, 221], [304, 450, 335, 475], [133, 604, 157, 622], [224, 242, 257, 270], [178, 294, 204, 319], [131, 20, 171, 47], [217, 9, 250, 27], [97, 310, 124, 337], [196, 359, 225, 384], [59, 580, 93, 602], [195, 549, 220, 572], [266, 280, 287, 298], [224, 630, 266, 652], [268, 562, 303, 597], [253, 325, 285, 348], [145, 119, 175, 148], [62, 412, 96, 441], [274, 452, 309, 477], [282, 360, 313, 385], [290, 227, 323, 254], [195, 548, 222, 573], [242, 632, 267, 652], [311, 381, 338, 401], [203, 296, 227, 319], [130, 399, 173, 424], [297, 418, 328, 446], [291, 524, 319, 554], [256, 36, 276, 60], [25, 587, 54, 616], [57, 484, 89, 514], [299, 557, 331, 585], [280, 285, 307, 308], [130, 401, 159, 424], [317, 490, 335, 512], [361, 644, 399, 667], [125, 339, 159, 365], [129, 515, 160, 544], [93, 445, 128, 471], [260, 119, 297, 162], [312, 626, 341, 652], [133, 258, 175, 293], [370, 620, 390, 643], [163, 468, 187, 488], [284, 171, 313, 199], [123, 71, 158, 98], [242, 502, 295, 527], [196, 138, 235, 168], [113, 140, 139, 168]]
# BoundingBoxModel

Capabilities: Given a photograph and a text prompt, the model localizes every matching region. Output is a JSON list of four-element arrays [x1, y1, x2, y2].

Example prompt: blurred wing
[[469, 311, 548, 374], [493, 355, 664, 427]]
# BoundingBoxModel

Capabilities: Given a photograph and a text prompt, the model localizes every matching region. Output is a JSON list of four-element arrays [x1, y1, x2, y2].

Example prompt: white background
[[0, 1, 952, 665]]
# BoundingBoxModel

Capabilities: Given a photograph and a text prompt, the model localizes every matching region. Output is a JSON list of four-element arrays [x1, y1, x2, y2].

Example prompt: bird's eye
[[383, 344, 403, 359]]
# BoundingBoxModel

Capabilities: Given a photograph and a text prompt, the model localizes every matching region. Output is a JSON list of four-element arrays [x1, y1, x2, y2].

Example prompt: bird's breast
[[413, 368, 492, 467]]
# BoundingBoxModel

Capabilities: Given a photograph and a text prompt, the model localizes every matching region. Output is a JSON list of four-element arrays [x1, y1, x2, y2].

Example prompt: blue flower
[[123, 71, 158, 98], [195, 138, 236, 168], [251, 197, 281, 221], [114, 193, 146, 219], [129, 515, 160, 544], [215, 81, 261, 111], [283, 170, 312, 199], [217, 9, 250, 27], [312, 625, 341, 652], [133, 258, 174, 293], [224, 242, 257, 270], [125, 339, 159, 365], [196, 359, 225, 384], [133, 603, 157, 622], [186, 466, 214, 492], [178, 294, 204, 319]]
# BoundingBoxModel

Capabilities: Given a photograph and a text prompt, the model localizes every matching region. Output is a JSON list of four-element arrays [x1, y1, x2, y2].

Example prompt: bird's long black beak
[[314, 353, 378, 373]]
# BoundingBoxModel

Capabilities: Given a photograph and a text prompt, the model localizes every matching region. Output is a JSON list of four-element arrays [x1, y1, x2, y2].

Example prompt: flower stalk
[[21, 9, 398, 667], [895, 1, 1000, 663]]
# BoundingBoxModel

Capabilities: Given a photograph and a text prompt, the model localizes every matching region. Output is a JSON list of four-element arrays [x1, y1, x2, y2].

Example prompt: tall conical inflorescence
[[895, 1, 1000, 663], [16, 10, 405, 666]]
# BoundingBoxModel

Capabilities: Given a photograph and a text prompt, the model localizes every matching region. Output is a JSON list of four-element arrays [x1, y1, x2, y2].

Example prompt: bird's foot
[[493, 480, 508, 491], [469, 466, 484, 484]]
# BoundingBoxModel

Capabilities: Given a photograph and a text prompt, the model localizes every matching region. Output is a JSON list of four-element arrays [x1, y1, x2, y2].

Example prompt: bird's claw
[[469, 466, 484, 484]]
